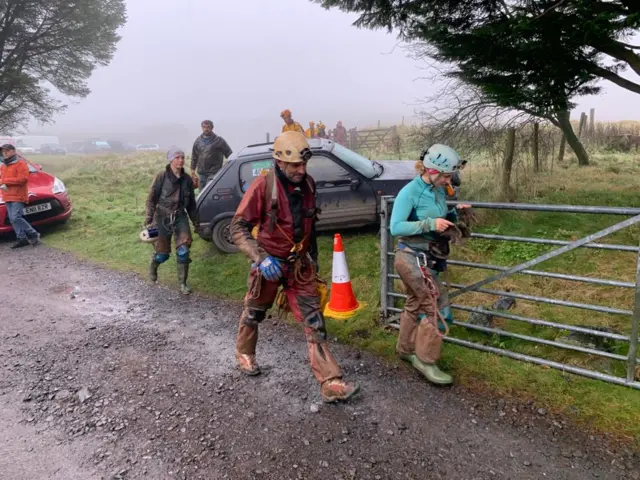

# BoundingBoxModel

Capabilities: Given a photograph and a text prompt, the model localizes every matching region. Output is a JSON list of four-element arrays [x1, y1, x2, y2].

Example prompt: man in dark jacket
[[230, 131, 360, 404], [145, 146, 199, 294], [190, 120, 233, 189]]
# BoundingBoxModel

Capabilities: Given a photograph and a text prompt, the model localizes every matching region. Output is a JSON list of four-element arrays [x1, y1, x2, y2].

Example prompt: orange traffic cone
[[324, 234, 366, 320]]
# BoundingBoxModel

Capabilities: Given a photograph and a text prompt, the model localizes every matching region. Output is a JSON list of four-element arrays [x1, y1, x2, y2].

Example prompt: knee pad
[[242, 307, 266, 328], [154, 253, 170, 263], [176, 245, 190, 264], [304, 311, 327, 342]]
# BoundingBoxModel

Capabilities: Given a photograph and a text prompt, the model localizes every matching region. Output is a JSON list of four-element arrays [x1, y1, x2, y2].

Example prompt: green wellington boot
[[399, 353, 453, 385], [177, 262, 191, 295]]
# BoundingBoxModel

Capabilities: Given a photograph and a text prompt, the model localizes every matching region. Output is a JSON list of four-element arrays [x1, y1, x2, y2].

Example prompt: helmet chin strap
[[425, 169, 454, 196], [425, 170, 441, 188]]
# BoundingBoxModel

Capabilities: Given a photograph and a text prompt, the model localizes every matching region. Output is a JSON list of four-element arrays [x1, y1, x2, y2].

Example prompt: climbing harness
[[249, 169, 324, 311], [255, 168, 318, 285], [415, 253, 450, 337], [155, 205, 186, 236]]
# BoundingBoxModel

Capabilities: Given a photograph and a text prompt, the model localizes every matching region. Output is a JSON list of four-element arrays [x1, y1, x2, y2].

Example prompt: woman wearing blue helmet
[[389, 143, 471, 385]]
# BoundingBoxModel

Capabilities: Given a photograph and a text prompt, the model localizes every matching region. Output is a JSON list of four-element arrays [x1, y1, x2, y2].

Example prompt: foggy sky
[[32, 0, 640, 150]]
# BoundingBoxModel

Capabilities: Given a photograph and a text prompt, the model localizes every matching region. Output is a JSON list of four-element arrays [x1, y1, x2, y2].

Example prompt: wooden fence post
[[502, 128, 516, 200], [578, 112, 587, 138], [558, 131, 566, 163], [589, 108, 595, 134]]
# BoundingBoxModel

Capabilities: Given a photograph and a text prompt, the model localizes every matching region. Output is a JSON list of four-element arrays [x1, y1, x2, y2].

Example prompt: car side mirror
[[350, 178, 361, 191]]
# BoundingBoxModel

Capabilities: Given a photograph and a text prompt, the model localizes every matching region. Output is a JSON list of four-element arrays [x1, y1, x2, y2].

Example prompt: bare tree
[[403, 42, 590, 165]]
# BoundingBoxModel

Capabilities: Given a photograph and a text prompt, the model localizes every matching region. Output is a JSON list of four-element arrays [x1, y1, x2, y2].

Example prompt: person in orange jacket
[[280, 109, 304, 134], [305, 121, 317, 138], [0, 144, 40, 248]]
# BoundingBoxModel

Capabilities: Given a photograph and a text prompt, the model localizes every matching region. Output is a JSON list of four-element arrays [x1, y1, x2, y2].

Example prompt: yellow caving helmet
[[272, 131, 313, 163]]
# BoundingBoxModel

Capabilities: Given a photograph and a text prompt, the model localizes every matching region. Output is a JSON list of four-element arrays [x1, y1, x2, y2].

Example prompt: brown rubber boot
[[320, 378, 360, 403], [236, 352, 260, 376]]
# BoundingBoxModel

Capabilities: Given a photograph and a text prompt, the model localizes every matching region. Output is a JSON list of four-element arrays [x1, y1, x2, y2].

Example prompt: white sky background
[[31, 0, 640, 150]]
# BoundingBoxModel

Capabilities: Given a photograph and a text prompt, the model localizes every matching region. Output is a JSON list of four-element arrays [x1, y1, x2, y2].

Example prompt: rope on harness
[[248, 267, 263, 300], [275, 273, 328, 320], [162, 213, 177, 235], [418, 259, 450, 337], [275, 223, 315, 285], [156, 206, 184, 236]]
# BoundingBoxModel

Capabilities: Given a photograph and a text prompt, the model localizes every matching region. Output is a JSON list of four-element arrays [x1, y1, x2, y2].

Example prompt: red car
[[0, 155, 72, 234]]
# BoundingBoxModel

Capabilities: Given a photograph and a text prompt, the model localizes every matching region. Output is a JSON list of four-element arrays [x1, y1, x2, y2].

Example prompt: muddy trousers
[[149, 213, 193, 290], [236, 265, 342, 384], [153, 213, 193, 256], [394, 250, 449, 364]]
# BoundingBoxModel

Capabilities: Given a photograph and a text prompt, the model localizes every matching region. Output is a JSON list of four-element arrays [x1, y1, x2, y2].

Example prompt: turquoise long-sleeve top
[[390, 175, 458, 250]]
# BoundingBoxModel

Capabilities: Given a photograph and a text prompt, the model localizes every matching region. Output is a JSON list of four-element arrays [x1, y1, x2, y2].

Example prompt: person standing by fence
[[305, 121, 317, 138], [333, 121, 347, 145], [389, 144, 471, 385]]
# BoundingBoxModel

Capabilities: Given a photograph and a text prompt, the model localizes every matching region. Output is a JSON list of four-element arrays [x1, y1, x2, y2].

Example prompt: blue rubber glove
[[258, 256, 283, 281]]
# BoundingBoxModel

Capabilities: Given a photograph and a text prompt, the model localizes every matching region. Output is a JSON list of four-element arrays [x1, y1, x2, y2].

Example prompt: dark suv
[[195, 138, 458, 253], [39, 143, 67, 155]]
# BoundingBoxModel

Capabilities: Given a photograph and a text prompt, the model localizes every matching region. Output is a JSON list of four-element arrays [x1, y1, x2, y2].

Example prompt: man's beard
[[276, 164, 305, 185], [287, 173, 304, 184]]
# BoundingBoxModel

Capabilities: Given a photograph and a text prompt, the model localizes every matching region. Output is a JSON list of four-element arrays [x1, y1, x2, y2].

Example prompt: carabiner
[[290, 242, 303, 254], [416, 253, 429, 279]]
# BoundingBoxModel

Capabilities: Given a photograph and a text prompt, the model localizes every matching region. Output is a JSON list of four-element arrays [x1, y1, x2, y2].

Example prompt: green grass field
[[28, 151, 640, 447]]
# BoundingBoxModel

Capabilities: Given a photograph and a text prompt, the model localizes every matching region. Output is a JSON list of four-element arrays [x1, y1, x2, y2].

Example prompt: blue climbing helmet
[[420, 144, 466, 174]]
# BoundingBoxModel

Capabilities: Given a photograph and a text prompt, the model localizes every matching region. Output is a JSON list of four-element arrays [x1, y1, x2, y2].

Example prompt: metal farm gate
[[379, 197, 640, 389]]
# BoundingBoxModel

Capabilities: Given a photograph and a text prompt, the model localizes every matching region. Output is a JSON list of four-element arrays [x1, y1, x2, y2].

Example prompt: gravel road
[[0, 242, 638, 480]]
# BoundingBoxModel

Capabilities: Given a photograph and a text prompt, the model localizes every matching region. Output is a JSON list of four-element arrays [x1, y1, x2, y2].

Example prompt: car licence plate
[[23, 203, 52, 215]]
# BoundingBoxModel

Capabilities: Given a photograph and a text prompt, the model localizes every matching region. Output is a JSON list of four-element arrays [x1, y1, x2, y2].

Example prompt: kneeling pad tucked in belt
[[415, 316, 443, 364]]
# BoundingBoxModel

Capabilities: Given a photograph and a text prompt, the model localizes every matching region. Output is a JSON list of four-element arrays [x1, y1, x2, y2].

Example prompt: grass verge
[[29, 151, 640, 448]]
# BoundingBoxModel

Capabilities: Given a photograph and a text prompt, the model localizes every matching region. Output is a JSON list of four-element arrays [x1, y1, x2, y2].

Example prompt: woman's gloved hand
[[258, 256, 283, 281]]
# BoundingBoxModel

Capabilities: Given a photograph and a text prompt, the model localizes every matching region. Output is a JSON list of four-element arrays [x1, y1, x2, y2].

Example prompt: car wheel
[[212, 218, 239, 254]]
